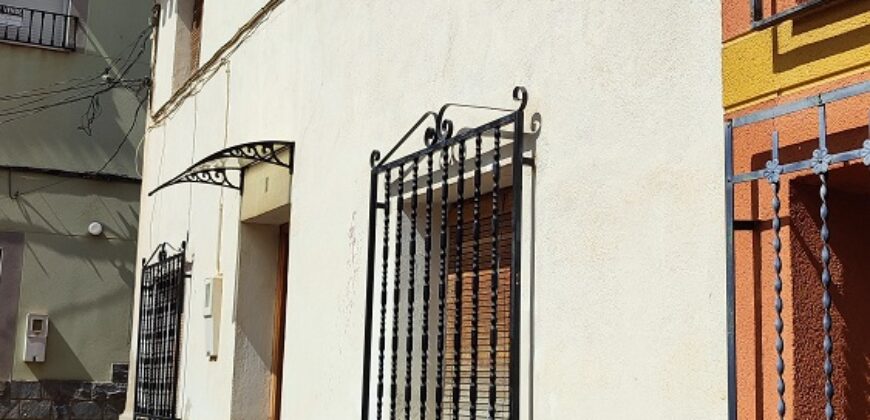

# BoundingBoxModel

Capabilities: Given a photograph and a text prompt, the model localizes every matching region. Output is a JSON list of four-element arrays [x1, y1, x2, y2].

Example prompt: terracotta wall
[[724, 1, 870, 418]]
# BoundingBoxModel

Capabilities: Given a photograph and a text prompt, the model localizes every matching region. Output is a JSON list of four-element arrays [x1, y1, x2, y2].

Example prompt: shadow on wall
[[772, 2, 870, 75], [742, 122, 870, 418], [25, 323, 91, 381], [789, 164, 870, 419]]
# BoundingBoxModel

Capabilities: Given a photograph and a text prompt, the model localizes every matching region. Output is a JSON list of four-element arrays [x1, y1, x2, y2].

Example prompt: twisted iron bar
[[404, 160, 419, 420], [435, 148, 449, 420], [469, 134, 483, 419], [452, 140, 466, 420], [390, 165, 405, 420], [376, 171, 392, 420], [813, 147, 834, 420], [764, 133, 785, 419], [488, 128, 501, 419], [420, 152, 434, 420]]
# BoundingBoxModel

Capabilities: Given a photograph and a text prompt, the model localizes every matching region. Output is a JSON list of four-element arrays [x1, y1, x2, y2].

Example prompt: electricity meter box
[[204, 276, 222, 359], [23, 313, 48, 363]]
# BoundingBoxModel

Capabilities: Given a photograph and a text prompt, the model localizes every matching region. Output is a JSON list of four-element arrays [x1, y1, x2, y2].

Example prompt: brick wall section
[[0, 380, 126, 420]]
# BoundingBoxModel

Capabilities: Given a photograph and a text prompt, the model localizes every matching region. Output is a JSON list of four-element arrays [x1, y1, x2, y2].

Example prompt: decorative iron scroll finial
[[513, 86, 528, 111], [370, 150, 382, 169]]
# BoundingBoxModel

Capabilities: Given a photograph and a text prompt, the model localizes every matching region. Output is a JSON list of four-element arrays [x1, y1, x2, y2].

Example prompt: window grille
[[134, 242, 187, 420], [361, 87, 529, 420], [725, 80, 870, 420]]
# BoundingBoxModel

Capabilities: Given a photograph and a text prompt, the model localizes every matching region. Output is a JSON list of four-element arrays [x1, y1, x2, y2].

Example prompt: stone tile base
[[0, 380, 125, 420]]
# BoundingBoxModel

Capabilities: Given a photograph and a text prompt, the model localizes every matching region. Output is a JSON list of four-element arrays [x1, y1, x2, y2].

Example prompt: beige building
[[0, 0, 150, 418], [126, 1, 726, 419]]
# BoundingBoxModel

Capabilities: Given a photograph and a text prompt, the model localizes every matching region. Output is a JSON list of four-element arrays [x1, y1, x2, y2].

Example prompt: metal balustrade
[[0, 4, 77, 50]]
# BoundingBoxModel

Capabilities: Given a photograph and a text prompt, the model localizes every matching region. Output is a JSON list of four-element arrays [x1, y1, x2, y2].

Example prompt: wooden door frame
[[269, 224, 289, 420]]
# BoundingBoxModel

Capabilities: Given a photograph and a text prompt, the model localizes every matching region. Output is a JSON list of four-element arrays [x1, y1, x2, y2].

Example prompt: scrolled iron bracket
[[811, 148, 832, 175], [148, 141, 292, 196]]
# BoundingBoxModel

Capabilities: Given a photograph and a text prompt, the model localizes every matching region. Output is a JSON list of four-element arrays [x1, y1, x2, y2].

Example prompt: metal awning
[[149, 141, 293, 196]]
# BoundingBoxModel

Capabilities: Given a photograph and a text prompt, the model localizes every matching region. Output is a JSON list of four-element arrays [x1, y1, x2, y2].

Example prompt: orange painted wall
[[724, 1, 870, 419]]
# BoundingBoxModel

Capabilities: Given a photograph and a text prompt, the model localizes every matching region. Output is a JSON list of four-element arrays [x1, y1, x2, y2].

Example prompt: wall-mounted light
[[87, 221, 103, 236]]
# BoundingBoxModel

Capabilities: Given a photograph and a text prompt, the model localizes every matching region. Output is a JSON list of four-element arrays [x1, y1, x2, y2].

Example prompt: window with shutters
[[361, 87, 529, 420], [171, 0, 204, 92], [444, 189, 513, 419]]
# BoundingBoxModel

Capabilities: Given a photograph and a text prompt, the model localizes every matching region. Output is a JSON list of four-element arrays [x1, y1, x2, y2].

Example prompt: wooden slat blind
[[444, 188, 513, 419]]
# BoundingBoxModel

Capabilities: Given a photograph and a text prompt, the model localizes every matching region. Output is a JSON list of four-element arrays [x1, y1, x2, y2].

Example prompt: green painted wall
[[0, 0, 148, 382], [0, 0, 151, 177], [0, 170, 139, 381]]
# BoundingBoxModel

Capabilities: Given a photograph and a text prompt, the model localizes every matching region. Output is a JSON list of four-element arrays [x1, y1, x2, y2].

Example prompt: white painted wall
[[126, 1, 726, 419]]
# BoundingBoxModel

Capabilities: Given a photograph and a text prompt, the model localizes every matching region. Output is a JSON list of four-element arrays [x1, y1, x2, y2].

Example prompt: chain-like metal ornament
[[767, 163, 786, 420]]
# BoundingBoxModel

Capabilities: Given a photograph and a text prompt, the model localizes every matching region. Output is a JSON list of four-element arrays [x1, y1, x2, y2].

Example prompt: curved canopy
[[149, 141, 293, 196]]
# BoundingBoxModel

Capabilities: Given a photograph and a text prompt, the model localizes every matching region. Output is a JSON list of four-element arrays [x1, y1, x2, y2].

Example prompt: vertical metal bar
[[488, 128, 501, 420], [38, 12, 44, 45], [363, 169, 380, 420], [725, 121, 738, 420], [71, 17, 77, 49], [509, 112, 524, 420], [765, 131, 785, 420], [171, 250, 186, 417], [814, 104, 834, 420], [390, 165, 406, 420], [751, 0, 762, 22], [421, 153, 434, 420], [404, 160, 419, 420], [62, 13, 68, 49], [436, 148, 449, 420], [158, 255, 168, 416], [50, 13, 56, 48], [134, 258, 147, 413], [453, 140, 466, 420], [470, 134, 483, 419], [374, 170, 392, 420], [27, 10, 34, 43]]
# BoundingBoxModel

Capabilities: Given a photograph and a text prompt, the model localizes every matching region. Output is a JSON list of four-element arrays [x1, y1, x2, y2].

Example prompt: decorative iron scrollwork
[[811, 148, 832, 175], [764, 159, 783, 184], [149, 141, 292, 196], [370, 87, 528, 170]]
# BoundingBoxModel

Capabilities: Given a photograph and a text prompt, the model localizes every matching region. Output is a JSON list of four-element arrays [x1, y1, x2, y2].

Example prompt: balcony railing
[[0, 4, 77, 50], [751, 0, 843, 29]]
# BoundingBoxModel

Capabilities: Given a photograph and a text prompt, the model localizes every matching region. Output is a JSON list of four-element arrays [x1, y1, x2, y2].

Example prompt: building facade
[[0, 0, 150, 418], [125, 1, 728, 419], [723, 1, 870, 419]]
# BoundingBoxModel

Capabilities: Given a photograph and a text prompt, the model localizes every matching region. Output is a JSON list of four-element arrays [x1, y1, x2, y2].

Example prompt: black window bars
[[0, 4, 77, 50], [134, 242, 187, 420], [725, 80, 870, 420], [362, 87, 529, 420]]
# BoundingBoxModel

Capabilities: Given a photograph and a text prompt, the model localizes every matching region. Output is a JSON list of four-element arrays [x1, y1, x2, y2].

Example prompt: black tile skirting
[[0, 380, 126, 420]]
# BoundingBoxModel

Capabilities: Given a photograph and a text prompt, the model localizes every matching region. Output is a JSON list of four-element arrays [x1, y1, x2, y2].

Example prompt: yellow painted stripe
[[723, 2, 870, 112]]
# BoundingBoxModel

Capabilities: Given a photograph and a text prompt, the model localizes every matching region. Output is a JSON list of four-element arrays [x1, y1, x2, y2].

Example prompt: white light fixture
[[87, 221, 103, 236]]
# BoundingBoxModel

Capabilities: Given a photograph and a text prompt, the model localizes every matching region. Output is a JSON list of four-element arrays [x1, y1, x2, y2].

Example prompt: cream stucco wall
[[127, 0, 726, 418]]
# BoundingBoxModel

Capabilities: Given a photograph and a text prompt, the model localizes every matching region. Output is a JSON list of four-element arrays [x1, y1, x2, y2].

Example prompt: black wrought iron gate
[[134, 242, 187, 420], [725, 81, 870, 420], [361, 87, 528, 420]]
